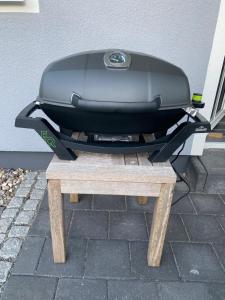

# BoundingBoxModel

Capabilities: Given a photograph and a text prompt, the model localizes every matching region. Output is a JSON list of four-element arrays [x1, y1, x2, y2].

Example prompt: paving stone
[[15, 187, 31, 198], [171, 242, 225, 282], [213, 243, 225, 270], [93, 194, 126, 211], [220, 194, 225, 202], [1, 208, 19, 219], [37, 171, 46, 180], [23, 199, 40, 211], [29, 209, 72, 237], [0, 238, 22, 260], [171, 193, 197, 214], [12, 236, 45, 275], [0, 275, 57, 300], [85, 240, 131, 279], [0, 206, 4, 216], [200, 149, 225, 173], [38, 190, 48, 210], [130, 242, 179, 280], [108, 280, 159, 300], [206, 283, 225, 300], [8, 225, 29, 238], [34, 179, 47, 190], [109, 212, 148, 241], [36, 238, 86, 277], [0, 233, 5, 244], [40, 193, 93, 210], [15, 210, 35, 225], [217, 216, 225, 231], [65, 194, 93, 210], [19, 179, 35, 188], [69, 211, 108, 239], [205, 174, 225, 194], [158, 282, 225, 300], [0, 218, 13, 233], [30, 188, 45, 200], [7, 197, 24, 208], [40, 190, 48, 210], [0, 261, 12, 283], [55, 278, 107, 300], [190, 193, 225, 215], [146, 214, 188, 241], [181, 215, 225, 243], [126, 196, 155, 212], [25, 171, 38, 180], [175, 181, 189, 192]]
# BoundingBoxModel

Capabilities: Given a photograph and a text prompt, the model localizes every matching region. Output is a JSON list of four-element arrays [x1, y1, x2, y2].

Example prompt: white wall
[[0, 0, 220, 152], [0, 0, 39, 13], [191, 0, 225, 155]]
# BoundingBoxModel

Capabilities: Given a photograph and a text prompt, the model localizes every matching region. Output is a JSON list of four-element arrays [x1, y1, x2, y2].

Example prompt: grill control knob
[[104, 50, 131, 69]]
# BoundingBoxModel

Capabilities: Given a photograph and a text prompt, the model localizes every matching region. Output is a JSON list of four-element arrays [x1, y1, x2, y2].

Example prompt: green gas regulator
[[192, 93, 205, 108]]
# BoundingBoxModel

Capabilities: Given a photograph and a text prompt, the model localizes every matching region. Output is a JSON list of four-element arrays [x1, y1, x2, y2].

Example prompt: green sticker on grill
[[40, 130, 56, 148]]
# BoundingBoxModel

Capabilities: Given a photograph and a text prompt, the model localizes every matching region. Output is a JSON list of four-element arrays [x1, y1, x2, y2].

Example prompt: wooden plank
[[137, 152, 170, 168], [78, 132, 88, 141], [49, 152, 119, 167], [152, 161, 171, 167], [147, 183, 175, 267], [207, 132, 224, 139], [137, 196, 149, 205], [125, 154, 148, 205], [137, 152, 152, 166], [48, 179, 66, 263], [143, 133, 155, 142], [61, 180, 161, 197], [136, 153, 149, 205], [124, 153, 139, 165], [47, 160, 176, 183], [72, 132, 80, 139], [70, 194, 79, 203], [47, 165, 176, 183], [73, 152, 125, 166]]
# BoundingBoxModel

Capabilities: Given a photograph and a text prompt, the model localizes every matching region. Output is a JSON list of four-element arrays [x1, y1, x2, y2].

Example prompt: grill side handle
[[15, 101, 77, 160], [71, 94, 161, 113], [15, 101, 39, 128]]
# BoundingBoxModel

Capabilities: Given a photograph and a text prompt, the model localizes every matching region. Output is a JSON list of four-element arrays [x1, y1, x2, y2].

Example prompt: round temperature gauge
[[109, 53, 126, 64], [104, 51, 131, 69]]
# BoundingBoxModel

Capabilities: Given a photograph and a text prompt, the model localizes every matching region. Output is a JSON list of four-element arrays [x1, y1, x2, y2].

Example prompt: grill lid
[[38, 49, 190, 111]]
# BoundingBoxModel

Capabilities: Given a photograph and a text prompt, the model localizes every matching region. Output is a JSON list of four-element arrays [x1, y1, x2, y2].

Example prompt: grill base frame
[[15, 101, 211, 162]]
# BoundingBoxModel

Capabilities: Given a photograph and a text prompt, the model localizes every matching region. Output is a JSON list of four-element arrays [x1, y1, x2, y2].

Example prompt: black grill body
[[41, 102, 185, 135], [38, 49, 190, 134], [15, 49, 211, 162]]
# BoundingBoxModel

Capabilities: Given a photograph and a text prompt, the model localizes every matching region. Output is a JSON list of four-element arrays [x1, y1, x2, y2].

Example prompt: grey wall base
[[186, 149, 225, 194], [0, 152, 53, 170]]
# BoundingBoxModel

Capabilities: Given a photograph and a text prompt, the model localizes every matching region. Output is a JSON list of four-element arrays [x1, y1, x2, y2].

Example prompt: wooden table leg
[[70, 194, 79, 203], [48, 179, 66, 263], [147, 183, 175, 267], [137, 196, 148, 205]]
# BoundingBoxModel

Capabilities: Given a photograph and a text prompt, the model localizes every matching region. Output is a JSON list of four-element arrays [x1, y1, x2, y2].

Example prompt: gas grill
[[15, 49, 211, 162]]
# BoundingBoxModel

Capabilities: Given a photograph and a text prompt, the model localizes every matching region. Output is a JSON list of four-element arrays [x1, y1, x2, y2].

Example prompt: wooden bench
[[46, 149, 176, 267]]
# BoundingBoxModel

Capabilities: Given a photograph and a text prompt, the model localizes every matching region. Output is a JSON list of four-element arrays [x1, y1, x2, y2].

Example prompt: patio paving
[[1, 191, 225, 299]]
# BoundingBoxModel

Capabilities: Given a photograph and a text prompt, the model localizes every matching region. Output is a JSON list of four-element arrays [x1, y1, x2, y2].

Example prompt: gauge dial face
[[104, 51, 131, 69], [109, 53, 126, 64]]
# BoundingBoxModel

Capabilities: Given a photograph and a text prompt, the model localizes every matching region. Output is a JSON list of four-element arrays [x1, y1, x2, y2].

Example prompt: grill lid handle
[[71, 93, 161, 113]]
